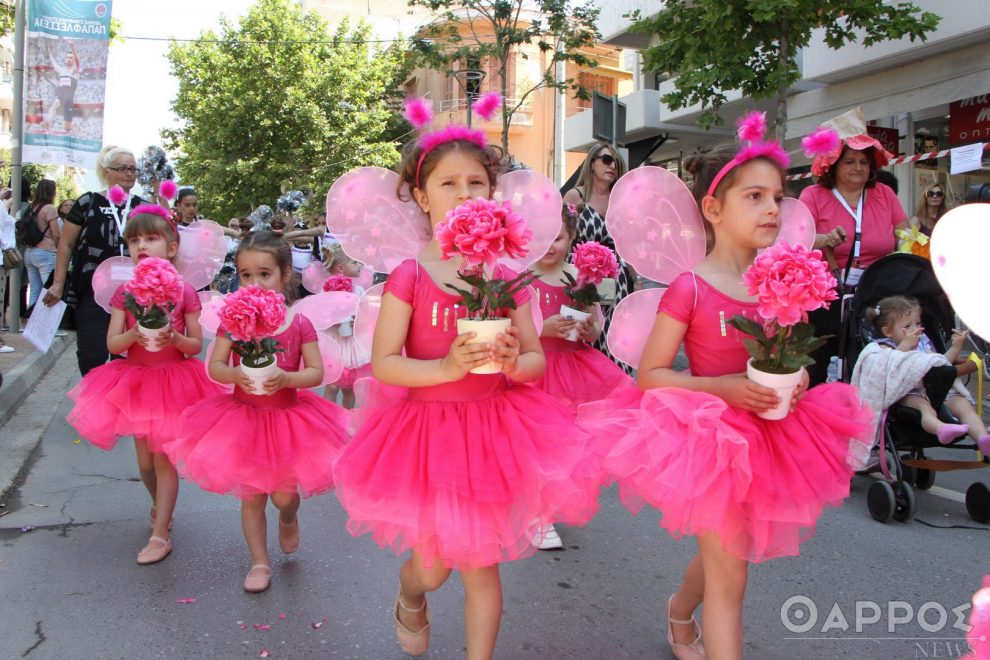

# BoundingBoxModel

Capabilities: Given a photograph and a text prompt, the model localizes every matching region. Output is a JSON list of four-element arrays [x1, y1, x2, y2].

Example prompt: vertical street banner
[[23, 0, 113, 168]]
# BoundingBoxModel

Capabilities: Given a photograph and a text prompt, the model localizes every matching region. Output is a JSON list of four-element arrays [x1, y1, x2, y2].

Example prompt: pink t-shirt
[[658, 272, 762, 378], [111, 281, 200, 365], [798, 182, 906, 268]]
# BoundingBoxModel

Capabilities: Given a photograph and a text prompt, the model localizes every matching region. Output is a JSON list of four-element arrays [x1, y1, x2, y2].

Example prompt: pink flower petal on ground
[[253, 623, 270, 631], [176, 598, 196, 604], [259, 651, 270, 658], [278, 613, 287, 620], [311, 621, 323, 629]]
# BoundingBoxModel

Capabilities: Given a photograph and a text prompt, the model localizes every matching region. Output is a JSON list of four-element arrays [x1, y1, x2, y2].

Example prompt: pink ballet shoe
[[978, 434, 990, 455], [937, 423, 969, 445], [279, 517, 300, 554], [394, 594, 431, 656], [136, 536, 172, 565], [244, 564, 271, 593], [667, 595, 705, 660]]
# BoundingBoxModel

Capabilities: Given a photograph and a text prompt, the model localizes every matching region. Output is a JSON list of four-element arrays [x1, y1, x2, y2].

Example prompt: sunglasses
[[926, 190, 944, 198], [595, 154, 616, 167]]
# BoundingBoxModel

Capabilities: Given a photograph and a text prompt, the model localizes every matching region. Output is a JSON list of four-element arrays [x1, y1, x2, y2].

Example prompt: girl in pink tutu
[[321, 245, 369, 409], [67, 206, 224, 565], [531, 203, 631, 410], [580, 123, 872, 659], [165, 232, 350, 593], [333, 103, 602, 658]]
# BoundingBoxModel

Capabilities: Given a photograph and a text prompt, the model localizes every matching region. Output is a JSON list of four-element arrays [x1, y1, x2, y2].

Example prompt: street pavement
[[0, 350, 986, 659]]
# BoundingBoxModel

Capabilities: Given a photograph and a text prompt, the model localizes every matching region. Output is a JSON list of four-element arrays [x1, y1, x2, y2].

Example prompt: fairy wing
[[91, 256, 136, 313], [301, 261, 332, 294], [606, 167, 707, 285], [314, 332, 344, 387], [761, 198, 816, 253], [605, 288, 666, 370], [174, 220, 228, 290], [197, 291, 225, 339], [325, 167, 429, 274], [291, 291, 359, 387], [353, 283, 385, 355], [493, 169, 561, 272]]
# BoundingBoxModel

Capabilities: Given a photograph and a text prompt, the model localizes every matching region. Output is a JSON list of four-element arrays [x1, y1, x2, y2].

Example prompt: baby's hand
[[262, 368, 290, 394], [541, 314, 576, 339], [951, 328, 970, 347], [492, 326, 522, 371], [898, 327, 923, 351], [441, 331, 491, 378]]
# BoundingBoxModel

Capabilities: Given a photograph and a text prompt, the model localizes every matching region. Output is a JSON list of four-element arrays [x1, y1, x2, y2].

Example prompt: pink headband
[[415, 126, 488, 186], [706, 112, 790, 197], [131, 203, 180, 244]]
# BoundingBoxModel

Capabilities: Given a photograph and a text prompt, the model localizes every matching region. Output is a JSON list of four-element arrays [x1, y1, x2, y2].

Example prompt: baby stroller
[[842, 253, 990, 524]]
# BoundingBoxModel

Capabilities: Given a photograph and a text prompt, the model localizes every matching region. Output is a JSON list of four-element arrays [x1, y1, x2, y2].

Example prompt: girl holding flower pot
[[579, 116, 873, 660], [66, 206, 225, 565], [165, 232, 350, 593], [333, 103, 602, 659]]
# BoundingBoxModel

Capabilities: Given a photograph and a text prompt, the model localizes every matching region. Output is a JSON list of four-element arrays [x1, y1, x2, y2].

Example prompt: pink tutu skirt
[[578, 383, 872, 563], [327, 329, 370, 389], [67, 357, 226, 452], [165, 389, 350, 498], [534, 338, 631, 411], [334, 382, 604, 568]]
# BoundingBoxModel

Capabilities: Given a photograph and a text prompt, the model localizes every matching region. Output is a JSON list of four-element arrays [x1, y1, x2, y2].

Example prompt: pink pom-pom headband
[[131, 203, 180, 243], [406, 94, 501, 188], [706, 111, 790, 197]]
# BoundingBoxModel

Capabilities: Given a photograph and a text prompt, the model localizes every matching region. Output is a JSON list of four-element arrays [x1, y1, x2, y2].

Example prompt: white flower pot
[[137, 321, 170, 352], [456, 317, 512, 374], [746, 359, 804, 420], [240, 358, 277, 395], [559, 304, 591, 342]]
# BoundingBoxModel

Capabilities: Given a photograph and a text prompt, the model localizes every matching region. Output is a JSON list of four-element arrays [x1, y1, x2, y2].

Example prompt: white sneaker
[[0, 345, 14, 353], [531, 523, 563, 551]]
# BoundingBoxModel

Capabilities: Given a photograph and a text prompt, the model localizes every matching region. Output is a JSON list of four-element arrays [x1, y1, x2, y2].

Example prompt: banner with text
[[23, 0, 113, 168]]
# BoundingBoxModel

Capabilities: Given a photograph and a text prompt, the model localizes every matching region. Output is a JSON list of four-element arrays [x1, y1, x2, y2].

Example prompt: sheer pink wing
[[494, 169, 562, 271], [91, 256, 135, 313], [291, 291, 360, 332], [302, 261, 331, 294], [315, 332, 344, 386], [931, 204, 990, 338], [353, 267, 374, 291], [325, 167, 429, 274], [760, 197, 815, 253], [197, 291, 225, 339], [606, 288, 665, 369], [353, 283, 385, 355], [202, 339, 227, 386], [174, 220, 227, 290], [606, 167, 706, 285]]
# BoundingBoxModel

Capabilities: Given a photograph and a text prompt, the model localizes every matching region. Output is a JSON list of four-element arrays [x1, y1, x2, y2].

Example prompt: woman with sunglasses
[[43, 145, 145, 375], [910, 184, 949, 236], [562, 142, 632, 369]]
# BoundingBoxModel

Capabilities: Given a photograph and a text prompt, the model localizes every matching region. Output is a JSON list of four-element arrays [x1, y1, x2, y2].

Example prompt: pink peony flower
[[743, 242, 837, 327], [124, 257, 183, 309], [322, 274, 353, 293], [435, 198, 532, 268], [108, 185, 127, 206], [572, 241, 619, 287], [218, 285, 286, 343], [965, 576, 990, 660]]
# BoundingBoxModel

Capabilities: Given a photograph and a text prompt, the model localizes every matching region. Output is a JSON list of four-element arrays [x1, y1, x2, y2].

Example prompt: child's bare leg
[[903, 394, 968, 443], [323, 384, 340, 403], [461, 565, 502, 660], [946, 397, 988, 439], [151, 453, 178, 540], [698, 532, 747, 660], [270, 491, 301, 554], [134, 438, 157, 509], [241, 494, 270, 567], [341, 386, 355, 410], [670, 552, 705, 645], [398, 549, 451, 633]]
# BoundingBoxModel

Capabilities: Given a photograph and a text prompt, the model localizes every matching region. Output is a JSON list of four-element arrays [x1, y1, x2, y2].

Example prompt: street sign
[[592, 92, 626, 146]]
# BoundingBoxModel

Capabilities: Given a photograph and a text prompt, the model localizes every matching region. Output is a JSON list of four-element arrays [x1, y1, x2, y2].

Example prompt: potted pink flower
[[218, 285, 288, 393], [435, 197, 538, 374], [561, 241, 619, 341], [727, 242, 837, 419], [122, 257, 183, 352]]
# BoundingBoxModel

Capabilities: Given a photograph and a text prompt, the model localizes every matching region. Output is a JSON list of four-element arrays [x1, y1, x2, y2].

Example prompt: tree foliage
[[633, 0, 941, 136], [165, 0, 403, 221], [409, 0, 601, 153]]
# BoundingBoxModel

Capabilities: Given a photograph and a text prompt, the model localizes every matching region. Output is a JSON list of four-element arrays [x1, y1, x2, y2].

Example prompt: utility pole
[[9, 0, 24, 332]]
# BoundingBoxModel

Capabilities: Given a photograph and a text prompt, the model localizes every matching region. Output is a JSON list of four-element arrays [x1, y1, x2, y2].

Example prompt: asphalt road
[[0, 351, 985, 659]]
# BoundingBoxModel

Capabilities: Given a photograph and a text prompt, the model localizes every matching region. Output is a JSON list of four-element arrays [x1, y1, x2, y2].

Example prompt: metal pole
[[9, 0, 25, 333], [466, 91, 472, 128], [611, 94, 618, 148], [553, 55, 564, 185]]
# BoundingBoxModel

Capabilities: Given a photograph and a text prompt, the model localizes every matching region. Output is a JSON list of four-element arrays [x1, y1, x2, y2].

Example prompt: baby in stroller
[[866, 294, 989, 452]]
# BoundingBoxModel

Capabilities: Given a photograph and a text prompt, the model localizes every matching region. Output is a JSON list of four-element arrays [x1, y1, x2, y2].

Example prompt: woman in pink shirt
[[799, 133, 909, 384]]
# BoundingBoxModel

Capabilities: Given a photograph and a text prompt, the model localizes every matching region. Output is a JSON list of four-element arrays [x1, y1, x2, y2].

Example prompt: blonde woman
[[910, 183, 949, 237]]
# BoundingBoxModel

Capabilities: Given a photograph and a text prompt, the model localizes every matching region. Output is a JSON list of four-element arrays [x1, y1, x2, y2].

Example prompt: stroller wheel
[[914, 468, 935, 491], [867, 481, 896, 523], [892, 482, 916, 522], [965, 482, 990, 524]]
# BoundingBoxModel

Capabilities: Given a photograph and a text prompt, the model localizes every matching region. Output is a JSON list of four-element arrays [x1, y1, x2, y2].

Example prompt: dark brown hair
[[865, 295, 920, 336], [235, 231, 295, 303], [396, 138, 503, 200], [817, 145, 879, 190], [123, 212, 176, 244], [561, 202, 582, 239]]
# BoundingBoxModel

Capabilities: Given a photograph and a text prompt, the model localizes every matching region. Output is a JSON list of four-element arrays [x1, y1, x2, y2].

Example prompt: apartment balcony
[[597, 0, 657, 49], [438, 97, 534, 128]]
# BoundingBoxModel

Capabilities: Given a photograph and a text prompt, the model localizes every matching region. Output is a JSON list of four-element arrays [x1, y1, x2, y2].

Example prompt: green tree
[[0, 148, 77, 204], [409, 0, 601, 153], [633, 0, 940, 137], [165, 0, 402, 221]]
